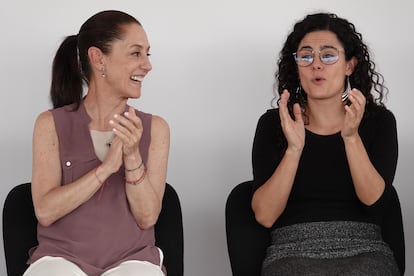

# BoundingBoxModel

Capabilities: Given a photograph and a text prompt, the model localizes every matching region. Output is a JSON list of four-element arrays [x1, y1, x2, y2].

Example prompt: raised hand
[[101, 136, 123, 174], [279, 90, 305, 153], [341, 89, 366, 139], [110, 106, 143, 157]]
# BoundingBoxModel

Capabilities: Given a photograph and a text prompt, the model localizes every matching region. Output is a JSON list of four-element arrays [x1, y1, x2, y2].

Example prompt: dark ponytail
[[50, 35, 83, 109]]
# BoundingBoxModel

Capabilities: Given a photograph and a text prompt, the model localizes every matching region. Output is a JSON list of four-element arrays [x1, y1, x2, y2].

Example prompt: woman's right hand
[[252, 90, 305, 227], [101, 136, 123, 174], [279, 89, 305, 153], [32, 111, 124, 227]]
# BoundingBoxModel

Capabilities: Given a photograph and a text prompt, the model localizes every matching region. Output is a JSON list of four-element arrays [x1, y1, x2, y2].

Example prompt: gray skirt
[[262, 221, 400, 276]]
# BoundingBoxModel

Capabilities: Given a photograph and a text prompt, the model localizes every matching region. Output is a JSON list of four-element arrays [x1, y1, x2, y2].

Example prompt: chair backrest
[[225, 181, 270, 276], [381, 185, 405, 274], [3, 182, 184, 276], [2, 183, 37, 276], [155, 183, 184, 276], [225, 181, 405, 276]]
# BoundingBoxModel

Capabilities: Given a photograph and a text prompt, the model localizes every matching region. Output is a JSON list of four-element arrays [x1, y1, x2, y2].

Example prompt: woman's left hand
[[341, 88, 366, 139], [110, 106, 143, 157]]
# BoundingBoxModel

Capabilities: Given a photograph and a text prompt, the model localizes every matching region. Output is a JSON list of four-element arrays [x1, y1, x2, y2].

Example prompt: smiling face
[[102, 23, 152, 99], [297, 30, 355, 103]]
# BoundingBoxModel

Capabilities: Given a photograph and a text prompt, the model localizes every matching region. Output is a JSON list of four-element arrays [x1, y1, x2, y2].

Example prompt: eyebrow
[[298, 46, 312, 51], [131, 44, 143, 49], [298, 45, 337, 51], [130, 44, 150, 51], [320, 45, 337, 50]]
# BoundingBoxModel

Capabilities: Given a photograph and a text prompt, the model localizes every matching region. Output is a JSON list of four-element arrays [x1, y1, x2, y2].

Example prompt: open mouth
[[313, 77, 325, 84], [130, 75, 144, 82]]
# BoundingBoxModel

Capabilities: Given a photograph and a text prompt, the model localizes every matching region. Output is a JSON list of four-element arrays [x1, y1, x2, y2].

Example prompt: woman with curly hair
[[251, 12, 403, 275]]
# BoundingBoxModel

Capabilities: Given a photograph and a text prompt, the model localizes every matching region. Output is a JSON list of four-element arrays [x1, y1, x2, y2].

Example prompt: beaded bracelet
[[125, 161, 144, 172], [125, 167, 147, 186]]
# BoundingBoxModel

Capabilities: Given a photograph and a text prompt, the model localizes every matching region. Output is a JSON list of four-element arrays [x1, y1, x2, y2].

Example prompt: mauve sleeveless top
[[28, 102, 162, 275]]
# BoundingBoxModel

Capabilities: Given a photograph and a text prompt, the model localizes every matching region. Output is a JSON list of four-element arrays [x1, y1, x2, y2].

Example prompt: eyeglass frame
[[292, 46, 344, 67]]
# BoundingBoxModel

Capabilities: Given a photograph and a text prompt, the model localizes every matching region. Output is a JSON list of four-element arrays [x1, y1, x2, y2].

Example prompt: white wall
[[1, 1, 413, 275]]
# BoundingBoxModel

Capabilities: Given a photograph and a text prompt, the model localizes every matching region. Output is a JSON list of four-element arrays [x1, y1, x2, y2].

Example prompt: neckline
[[81, 100, 132, 125], [305, 128, 341, 138], [90, 129, 113, 134]]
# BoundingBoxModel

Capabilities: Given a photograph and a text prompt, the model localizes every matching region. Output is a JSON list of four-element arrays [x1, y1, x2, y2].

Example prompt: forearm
[[344, 134, 385, 205], [33, 167, 105, 227], [252, 148, 301, 228], [125, 169, 163, 229], [124, 154, 163, 229]]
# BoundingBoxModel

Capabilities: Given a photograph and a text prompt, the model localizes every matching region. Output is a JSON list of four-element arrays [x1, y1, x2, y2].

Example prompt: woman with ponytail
[[25, 10, 169, 276]]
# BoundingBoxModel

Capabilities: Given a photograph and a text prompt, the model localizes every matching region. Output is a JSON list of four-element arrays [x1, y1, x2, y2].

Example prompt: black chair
[[3, 182, 184, 276], [225, 180, 405, 276], [225, 181, 270, 276]]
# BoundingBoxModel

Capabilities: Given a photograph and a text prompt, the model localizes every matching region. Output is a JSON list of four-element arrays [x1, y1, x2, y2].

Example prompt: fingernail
[[124, 112, 129, 117], [109, 120, 114, 125]]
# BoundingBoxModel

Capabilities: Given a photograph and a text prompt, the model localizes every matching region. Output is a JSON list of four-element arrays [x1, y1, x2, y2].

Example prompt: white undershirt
[[90, 130, 114, 161]]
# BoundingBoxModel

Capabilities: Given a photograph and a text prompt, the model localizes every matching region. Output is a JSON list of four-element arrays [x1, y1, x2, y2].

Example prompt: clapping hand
[[279, 90, 305, 153]]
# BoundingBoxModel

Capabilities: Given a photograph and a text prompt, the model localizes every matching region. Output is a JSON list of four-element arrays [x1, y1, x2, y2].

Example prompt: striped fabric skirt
[[262, 221, 400, 276]]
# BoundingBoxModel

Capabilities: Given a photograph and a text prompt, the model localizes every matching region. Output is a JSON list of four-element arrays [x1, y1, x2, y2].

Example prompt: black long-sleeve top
[[251, 107, 405, 274], [252, 108, 398, 229]]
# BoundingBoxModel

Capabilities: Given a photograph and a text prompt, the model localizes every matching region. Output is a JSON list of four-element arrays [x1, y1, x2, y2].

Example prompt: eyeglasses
[[293, 47, 341, 67]]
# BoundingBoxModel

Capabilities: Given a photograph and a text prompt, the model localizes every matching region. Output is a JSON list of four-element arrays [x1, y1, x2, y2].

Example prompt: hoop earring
[[342, 76, 351, 104], [100, 66, 106, 78]]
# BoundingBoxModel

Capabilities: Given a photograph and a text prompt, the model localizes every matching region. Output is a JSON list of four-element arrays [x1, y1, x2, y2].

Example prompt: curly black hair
[[273, 12, 387, 116]]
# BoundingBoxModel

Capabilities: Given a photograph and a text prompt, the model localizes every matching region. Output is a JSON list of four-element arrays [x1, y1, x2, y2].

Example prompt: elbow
[[361, 198, 378, 207], [136, 213, 159, 230], [358, 185, 385, 207], [252, 203, 277, 228], [37, 218, 54, 228], [35, 208, 55, 227], [137, 218, 157, 230], [251, 196, 278, 228], [360, 195, 381, 207], [254, 212, 275, 228], [131, 199, 163, 229]]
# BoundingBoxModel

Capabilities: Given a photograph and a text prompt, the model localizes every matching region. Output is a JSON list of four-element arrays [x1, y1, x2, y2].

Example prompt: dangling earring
[[100, 66, 106, 78], [295, 85, 306, 107], [342, 76, 351, 105], [294, 86, 302, 102], [291, 85, 306, 122]]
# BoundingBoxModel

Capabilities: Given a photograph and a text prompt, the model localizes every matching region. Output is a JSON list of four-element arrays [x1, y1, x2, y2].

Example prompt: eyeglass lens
[[294, 48, 339, 66]]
